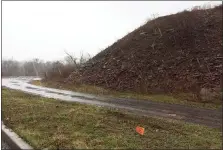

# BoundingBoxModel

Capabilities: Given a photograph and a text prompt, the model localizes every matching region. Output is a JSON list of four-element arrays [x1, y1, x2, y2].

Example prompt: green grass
[[2, 88, 222, 149], [30, 80, 222, 110]]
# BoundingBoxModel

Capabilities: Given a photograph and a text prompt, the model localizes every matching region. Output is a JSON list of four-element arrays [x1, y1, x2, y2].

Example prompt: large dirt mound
[[68, 5, 222, 94]]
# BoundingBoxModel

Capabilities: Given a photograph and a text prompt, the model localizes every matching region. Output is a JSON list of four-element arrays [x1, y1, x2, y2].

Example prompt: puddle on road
[[10, 81, 18, 84], [44, 90, 62, 95], [57, 93, 71, 96], [26, 86, 38, 90], [35, 89, 43, 91], [70, 95, 96, 100], [42, 90, 71, 97]]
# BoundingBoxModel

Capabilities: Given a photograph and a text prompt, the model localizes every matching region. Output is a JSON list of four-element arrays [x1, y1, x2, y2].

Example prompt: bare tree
[[64, 50, 77, 66]]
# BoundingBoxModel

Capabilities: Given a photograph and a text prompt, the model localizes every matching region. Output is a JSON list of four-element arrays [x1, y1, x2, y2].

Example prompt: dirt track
[[2, 77, 222, 128]]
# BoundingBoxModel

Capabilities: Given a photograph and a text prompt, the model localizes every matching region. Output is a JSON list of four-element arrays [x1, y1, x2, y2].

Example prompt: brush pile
[[68, 5, 222, 97]]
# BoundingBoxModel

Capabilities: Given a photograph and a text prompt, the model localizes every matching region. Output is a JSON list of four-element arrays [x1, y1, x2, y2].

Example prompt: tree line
[[2, 52, 91, 80]]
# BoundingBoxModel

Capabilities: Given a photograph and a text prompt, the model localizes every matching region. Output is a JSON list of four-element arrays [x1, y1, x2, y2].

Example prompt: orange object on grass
[[136, 126, 145, 135]]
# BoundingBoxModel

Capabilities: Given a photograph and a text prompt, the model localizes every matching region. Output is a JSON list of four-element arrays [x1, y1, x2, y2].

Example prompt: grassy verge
[[2, 88, 222, 149], [30, 80, 222, 110]]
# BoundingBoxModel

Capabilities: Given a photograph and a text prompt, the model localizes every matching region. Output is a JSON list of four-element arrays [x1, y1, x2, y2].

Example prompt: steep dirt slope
[[68, 5, 222, 97]]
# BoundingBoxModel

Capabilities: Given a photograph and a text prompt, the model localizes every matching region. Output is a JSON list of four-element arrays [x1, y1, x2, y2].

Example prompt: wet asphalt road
[[2, 77, 222, 128]]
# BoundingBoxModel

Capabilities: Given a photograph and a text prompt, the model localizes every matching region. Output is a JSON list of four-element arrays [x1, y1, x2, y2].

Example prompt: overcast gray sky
[[2, 1, 222, 62]]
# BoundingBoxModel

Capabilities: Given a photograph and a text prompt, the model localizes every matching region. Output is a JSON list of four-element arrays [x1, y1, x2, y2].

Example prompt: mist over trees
[[2, 52, 91, 79], [2, 58, 50, 77]]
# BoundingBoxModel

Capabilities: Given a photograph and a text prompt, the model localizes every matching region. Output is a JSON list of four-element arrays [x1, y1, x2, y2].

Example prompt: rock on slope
[[68, 5, 222, 95]]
